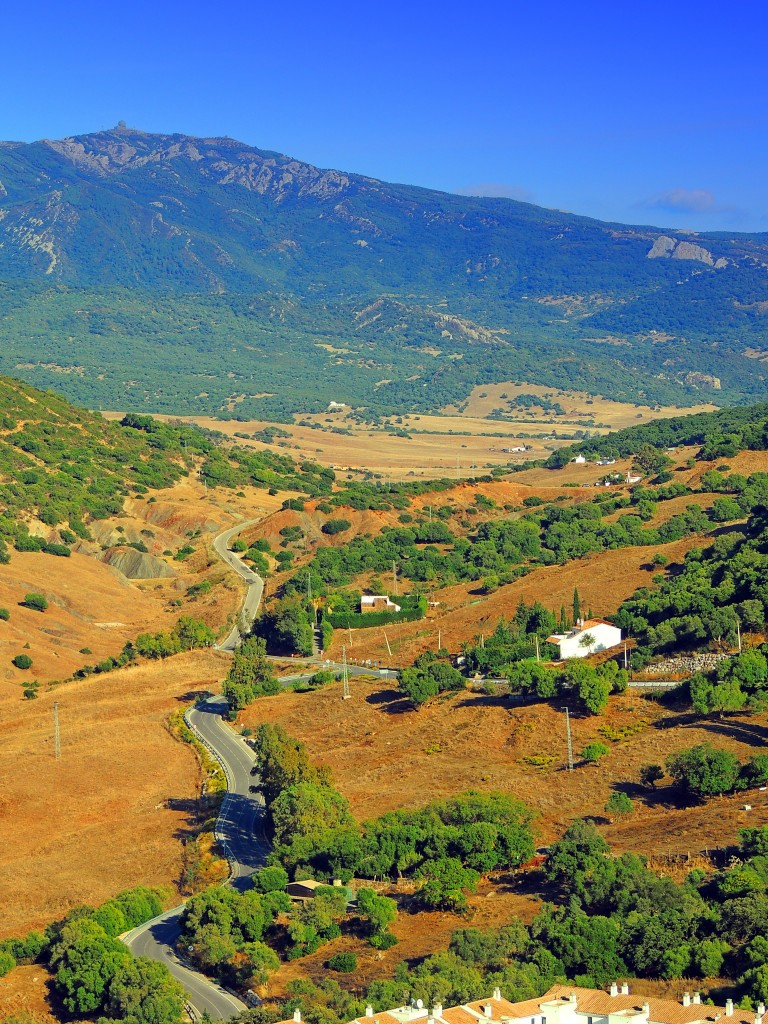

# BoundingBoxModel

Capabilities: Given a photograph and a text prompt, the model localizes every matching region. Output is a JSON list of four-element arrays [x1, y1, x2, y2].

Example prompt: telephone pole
[[392, 560, 398, 597], [342, 646, 350, 700], [562, 706, 574, 771], [53, 702, 61, 760]]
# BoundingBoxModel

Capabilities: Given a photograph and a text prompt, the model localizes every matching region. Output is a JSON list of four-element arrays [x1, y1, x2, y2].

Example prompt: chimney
[[333, 878, 343, 887], [484, 1005, 493, 1018], [683, 995, 691, 1008], [433, 1006, 443, 1019], [611, 985, 619, 998], [642, 1005, 650, 1017], [570, 996, 578, 1005], [366, 1009, 374, 1018], [621, 985, 630, 996], [726, 1002, 734, 1017], [494, 990, 502, 1002], [293, 1013, 302, 1024], [694, 994, 701, 1005], [759, 1007, 766, 1018]]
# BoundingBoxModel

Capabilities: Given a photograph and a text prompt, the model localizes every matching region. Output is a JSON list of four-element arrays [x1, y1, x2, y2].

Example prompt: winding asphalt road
[[212, 520, 265, 651], [123, 521, 269, 1019], [122, 519, 397, 1017], [122, 696, 267, 1019]]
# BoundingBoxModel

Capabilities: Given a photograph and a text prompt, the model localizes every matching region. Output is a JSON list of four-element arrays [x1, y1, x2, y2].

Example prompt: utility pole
[[53, 702, 61, 760], [437, 629, 442, 652], [736, 617, 742, 653], [384, 631, 392, 658], [342, 646, 350, 700], [392, 560, 398, 597], [562, 706, 574, 771], [535, 635, 540, 662], [623, 641, 628, 669]]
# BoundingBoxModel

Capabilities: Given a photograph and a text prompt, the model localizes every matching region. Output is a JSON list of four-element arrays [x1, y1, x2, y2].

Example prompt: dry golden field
[[0, 650, 229, 939]]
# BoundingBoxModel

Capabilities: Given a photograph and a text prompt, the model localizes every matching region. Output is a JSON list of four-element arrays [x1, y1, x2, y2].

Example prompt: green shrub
[[327, 951, 357, 972], [20, 593, 47, 612], [0, 608, 9, 621], [581, 742, 610, 764], [12, 654, 32, 670], [322, 518, 352, 535], [605, 792, 634, 818]]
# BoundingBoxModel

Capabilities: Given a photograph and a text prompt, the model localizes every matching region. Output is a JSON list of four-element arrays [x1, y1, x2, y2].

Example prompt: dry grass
[[0, 649, 228, 939], [443, 382, 715, 431], [0, 964, 58, 1023], [238, 680, 768, 857], [0, 550, 169, 687]]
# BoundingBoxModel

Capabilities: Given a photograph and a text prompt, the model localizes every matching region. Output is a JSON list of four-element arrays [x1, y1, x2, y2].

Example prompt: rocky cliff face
[[647, 234, 728, 267], [45, 127, 353, 201]]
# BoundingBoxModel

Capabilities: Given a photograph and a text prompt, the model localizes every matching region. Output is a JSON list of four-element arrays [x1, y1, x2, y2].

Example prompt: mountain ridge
[[1, 125, 767, 417]]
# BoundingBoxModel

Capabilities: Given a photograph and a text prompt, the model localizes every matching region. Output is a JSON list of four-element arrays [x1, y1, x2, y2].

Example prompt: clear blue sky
[[4, 0, 767, 231]]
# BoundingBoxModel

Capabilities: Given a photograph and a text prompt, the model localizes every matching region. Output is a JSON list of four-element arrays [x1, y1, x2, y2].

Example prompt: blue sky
[[4, 0, 766, 231]]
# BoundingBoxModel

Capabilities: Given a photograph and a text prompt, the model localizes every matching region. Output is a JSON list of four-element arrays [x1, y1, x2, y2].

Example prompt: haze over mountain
[[1, 125, 767, 418]]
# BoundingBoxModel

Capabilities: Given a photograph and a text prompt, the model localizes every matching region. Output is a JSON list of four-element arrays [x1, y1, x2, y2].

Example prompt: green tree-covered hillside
[[1, 127, 768, 415]]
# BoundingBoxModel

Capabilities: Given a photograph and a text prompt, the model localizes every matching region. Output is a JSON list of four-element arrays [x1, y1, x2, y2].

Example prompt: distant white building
[[572, 454, 586, 464], [546, 618, 622, 659], [327, 401, 347, 411], [361, 595, 401, 613]]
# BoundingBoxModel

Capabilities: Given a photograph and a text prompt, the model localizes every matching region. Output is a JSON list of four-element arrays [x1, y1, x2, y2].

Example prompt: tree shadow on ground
[[365, 689, 412, 714], [608, 779, 694, 810], [176, 689, 213, 703], [165, 796, 205, 841], [695, 717, 768, 747]]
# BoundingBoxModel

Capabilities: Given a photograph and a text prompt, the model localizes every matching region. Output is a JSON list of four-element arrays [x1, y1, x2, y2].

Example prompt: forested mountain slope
[[2, 126, 768, 416]]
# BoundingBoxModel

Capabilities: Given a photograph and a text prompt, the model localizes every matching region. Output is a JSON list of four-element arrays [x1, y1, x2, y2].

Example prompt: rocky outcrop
[[647, 235, 677, 259], [682, 370, 722, 390], [45, 129, 351, 204], [103, 548, 176, 579], [647, 235, 725, 267]]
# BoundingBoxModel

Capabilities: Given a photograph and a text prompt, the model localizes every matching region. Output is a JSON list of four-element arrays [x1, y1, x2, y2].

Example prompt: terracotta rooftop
[[339, 987, 761, 1024], [532, 986, 757, 1024]]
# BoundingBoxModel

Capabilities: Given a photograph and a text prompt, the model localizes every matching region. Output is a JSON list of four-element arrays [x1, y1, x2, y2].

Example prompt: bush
[[581, 742, 610, 764], [20, 592, 47, 612], [322, 518, 352, 535], [327, 952, 357, 972], [605, 792, 634, 818], [0, 608, 9, 621], [667, 743, 742, 797], [0, 948, 15, 977], [12, 654, 33, 670], [369, 930, 399, 950]]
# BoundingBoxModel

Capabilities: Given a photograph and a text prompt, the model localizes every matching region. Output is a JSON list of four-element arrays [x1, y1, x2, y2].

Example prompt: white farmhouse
[[571, 454, 587, 464], [546, 618, 622, 659]]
